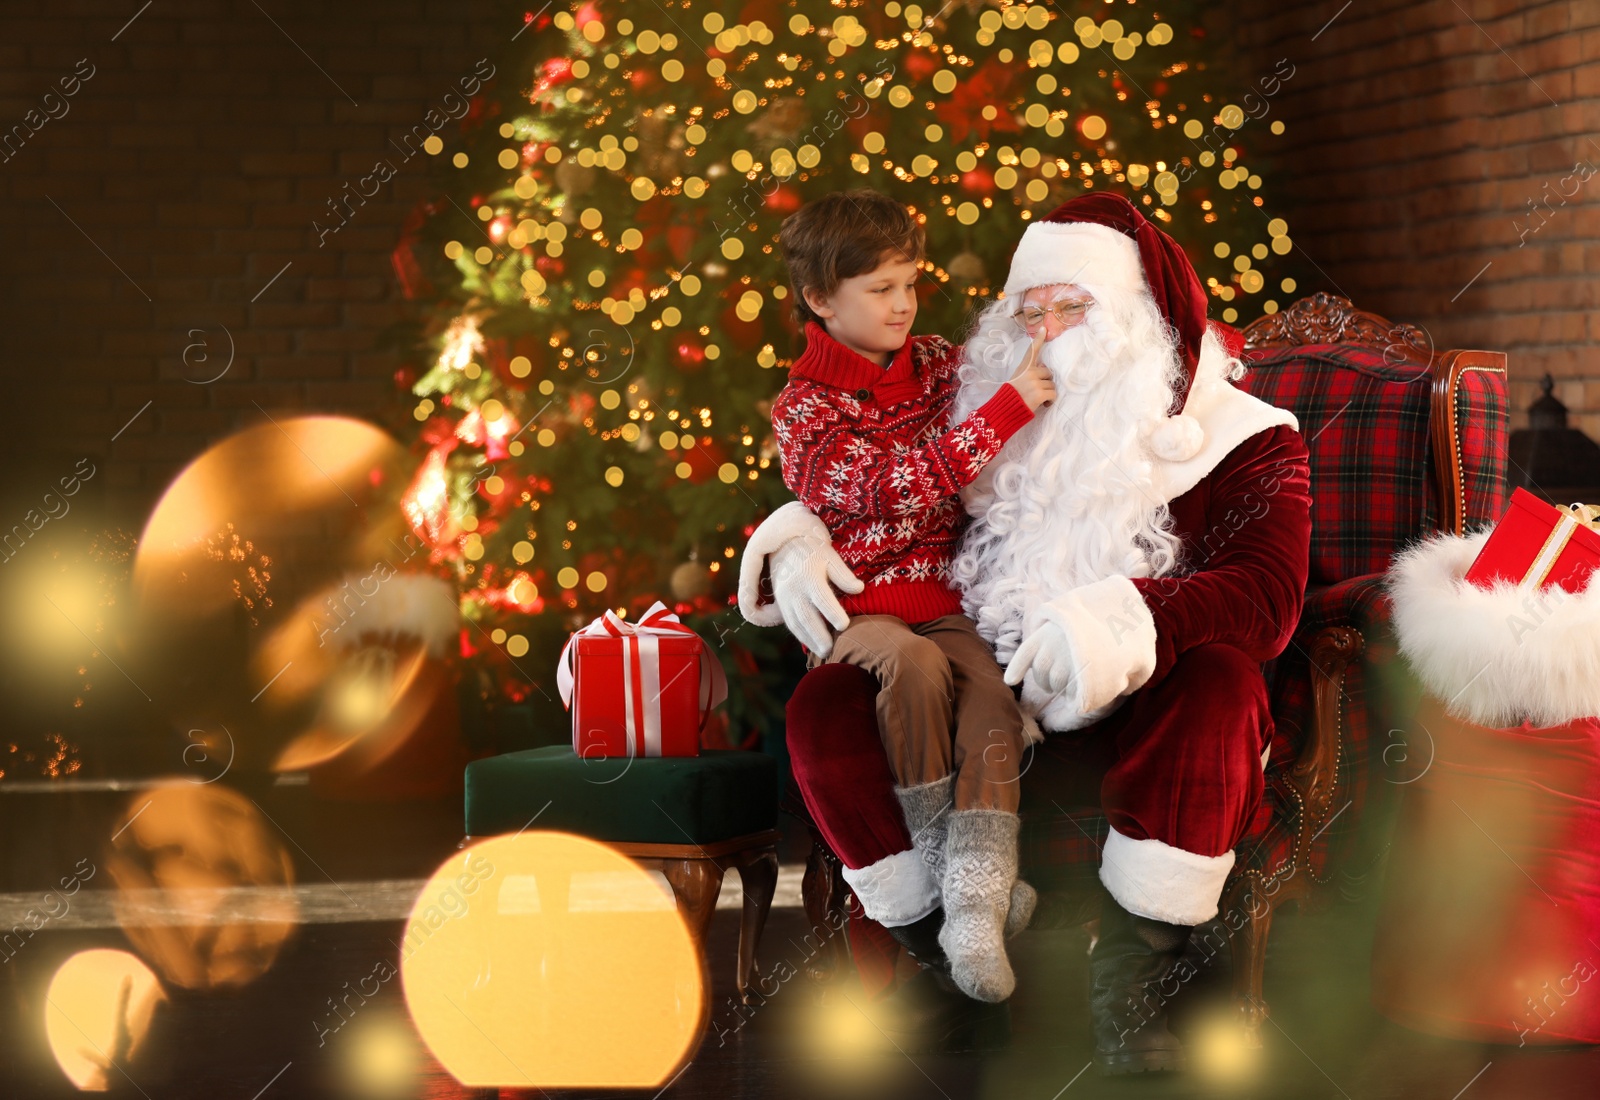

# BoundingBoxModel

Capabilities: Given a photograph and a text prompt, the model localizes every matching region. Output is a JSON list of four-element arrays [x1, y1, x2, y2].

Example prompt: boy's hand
[[1007, 330, 1056, 412]]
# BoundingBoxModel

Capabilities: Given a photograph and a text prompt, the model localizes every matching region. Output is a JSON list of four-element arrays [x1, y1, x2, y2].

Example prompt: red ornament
[[637, 196, 699, 265], [961, 167, 995, 196], [676, 335, 707, 371], [933, 60, 1021, 144], [629, 68, 656, 93], [394, 366, 416, 389], [464, 96, 495, 128], [617, 266, 652, 295], [765, 185, 803, 214], [535, 254, 565, 277], [684, 438, 730, 484], [902, 49, 939, 83], [719, 302, 764, 353], [532, 58, 575, 101]]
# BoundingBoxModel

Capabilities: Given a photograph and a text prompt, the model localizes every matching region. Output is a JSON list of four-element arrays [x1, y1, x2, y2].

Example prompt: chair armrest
[[1298, 574, 1392, 640], [1429, 349, 1509, 536]]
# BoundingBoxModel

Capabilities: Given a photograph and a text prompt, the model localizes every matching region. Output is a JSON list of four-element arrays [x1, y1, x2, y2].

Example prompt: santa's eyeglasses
[[1011, 297, 1093, 330]]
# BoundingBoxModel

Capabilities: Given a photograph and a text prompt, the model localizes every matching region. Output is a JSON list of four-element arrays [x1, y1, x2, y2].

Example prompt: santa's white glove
[[1003, 622, 1074, 696], [769, 532, 864, 658], [1003, 575, 1158, 719]]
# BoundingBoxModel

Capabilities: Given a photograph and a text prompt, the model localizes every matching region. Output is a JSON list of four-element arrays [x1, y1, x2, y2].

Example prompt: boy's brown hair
[[778, 190, 926, 327]]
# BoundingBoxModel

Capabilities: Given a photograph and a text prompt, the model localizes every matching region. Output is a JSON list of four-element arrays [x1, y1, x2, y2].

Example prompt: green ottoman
[[463, 746, 781, 1004]]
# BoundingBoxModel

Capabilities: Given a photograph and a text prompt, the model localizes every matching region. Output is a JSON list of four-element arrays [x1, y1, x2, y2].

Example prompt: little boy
[[768, 189, 1055, 1003]]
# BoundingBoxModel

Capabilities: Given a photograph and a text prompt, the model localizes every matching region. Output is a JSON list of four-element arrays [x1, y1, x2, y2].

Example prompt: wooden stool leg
[[734, 848, 779, 1005], [661, 858, 723, 944]]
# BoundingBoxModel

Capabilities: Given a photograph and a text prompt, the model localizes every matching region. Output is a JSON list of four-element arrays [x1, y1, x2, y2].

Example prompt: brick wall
[[0, 0, 510, 525], [1222, 0, 1600, 439]]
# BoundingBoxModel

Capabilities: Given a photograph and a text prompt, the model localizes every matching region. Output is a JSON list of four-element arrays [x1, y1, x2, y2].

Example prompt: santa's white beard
[[950, 294, 1185, 664]]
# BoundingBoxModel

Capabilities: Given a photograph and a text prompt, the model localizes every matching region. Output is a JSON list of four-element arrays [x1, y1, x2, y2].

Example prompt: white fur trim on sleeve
[[736, 500, 830, 628], [840, 848, 941, 928], [1100, 825, 1236, 925], [1038, 574, 1158, 709], [1390, 529, 1600, 728]]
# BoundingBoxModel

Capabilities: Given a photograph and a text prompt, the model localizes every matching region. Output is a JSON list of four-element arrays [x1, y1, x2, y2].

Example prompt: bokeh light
[[1190, 1009, 1263, 1082], [400, 833, 702, 1088], [127, 416, 410, 772], [338, 1013, 421, 1099], [104, 783, 297, 990], [44, 949, 167, 1092]]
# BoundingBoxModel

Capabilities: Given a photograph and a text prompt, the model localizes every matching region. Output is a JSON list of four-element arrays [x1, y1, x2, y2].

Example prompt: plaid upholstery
[[1237, 344, 1434, 587]]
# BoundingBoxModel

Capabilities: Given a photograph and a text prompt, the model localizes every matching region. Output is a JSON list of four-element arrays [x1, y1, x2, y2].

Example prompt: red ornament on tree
[[765, 185, 803, 214], [961, 166, 995, 196], [902, 49, 939, 83], [719, 302, 764, 353], [676, 335, 707, 372], [684, 438, 730, 484], [934, 60, 1020, 143]]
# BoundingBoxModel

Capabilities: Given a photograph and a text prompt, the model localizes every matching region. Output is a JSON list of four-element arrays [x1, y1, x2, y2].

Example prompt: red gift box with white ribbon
[[556, 601, 728, 758], [1464, 487, 1600, 593]]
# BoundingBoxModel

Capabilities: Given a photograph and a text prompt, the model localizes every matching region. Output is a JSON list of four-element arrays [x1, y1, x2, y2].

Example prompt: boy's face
[[803, 254, 920, 363]]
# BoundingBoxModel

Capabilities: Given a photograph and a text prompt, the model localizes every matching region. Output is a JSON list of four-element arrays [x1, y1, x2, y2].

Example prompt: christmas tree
[[390, 0, 1299, 750]]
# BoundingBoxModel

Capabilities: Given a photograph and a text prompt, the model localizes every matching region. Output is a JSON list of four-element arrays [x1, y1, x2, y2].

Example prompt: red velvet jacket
[[771, 322, 1035, 624], [1131, 423, 1312, 688]]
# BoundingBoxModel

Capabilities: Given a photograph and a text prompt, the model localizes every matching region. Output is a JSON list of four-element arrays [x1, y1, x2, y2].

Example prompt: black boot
[[1089, 892, 1193, 1075], [884, 907, 950, 973], [873, 908, 1011, 1053]]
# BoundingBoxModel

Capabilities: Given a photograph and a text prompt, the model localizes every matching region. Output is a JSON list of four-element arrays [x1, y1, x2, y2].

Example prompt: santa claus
[[738, 193, 1312, 1073]]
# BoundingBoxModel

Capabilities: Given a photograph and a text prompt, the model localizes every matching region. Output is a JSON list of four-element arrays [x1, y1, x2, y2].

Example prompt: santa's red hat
[[1004, 192, 1212, 462]]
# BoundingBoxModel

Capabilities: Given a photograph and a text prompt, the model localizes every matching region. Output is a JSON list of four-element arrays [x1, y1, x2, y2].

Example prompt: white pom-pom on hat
[[1147, 413, 1204, 463]]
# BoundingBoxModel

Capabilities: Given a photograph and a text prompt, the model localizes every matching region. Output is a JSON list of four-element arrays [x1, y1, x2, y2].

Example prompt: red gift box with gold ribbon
[[1464, 487, 1600, 593], [556, 601, 728, 758]]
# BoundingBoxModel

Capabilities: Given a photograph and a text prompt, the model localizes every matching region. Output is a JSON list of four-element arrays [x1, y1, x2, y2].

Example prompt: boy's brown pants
[[807, 613, 1025, 813]]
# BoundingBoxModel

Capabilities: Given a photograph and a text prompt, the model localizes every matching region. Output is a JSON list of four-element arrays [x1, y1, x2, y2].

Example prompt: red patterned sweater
[[771, 322, 1036, 624]]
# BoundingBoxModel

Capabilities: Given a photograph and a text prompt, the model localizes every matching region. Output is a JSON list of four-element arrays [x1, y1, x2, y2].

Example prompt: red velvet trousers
[[787, 640, 1272, 872]]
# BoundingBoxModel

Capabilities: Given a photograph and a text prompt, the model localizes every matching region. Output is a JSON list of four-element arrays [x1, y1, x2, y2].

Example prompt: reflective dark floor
[[3, 783, 1597, 1100]]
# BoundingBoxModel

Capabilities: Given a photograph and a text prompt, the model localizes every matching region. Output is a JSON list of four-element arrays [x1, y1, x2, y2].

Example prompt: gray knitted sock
[[938, 809, 1022, 1002], [894, 774, 954, 890], [1008, 879, 1037, 938]]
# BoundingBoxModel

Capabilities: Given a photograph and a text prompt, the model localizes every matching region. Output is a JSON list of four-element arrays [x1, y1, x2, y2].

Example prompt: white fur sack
[[1389, 529, 1600, 729]]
